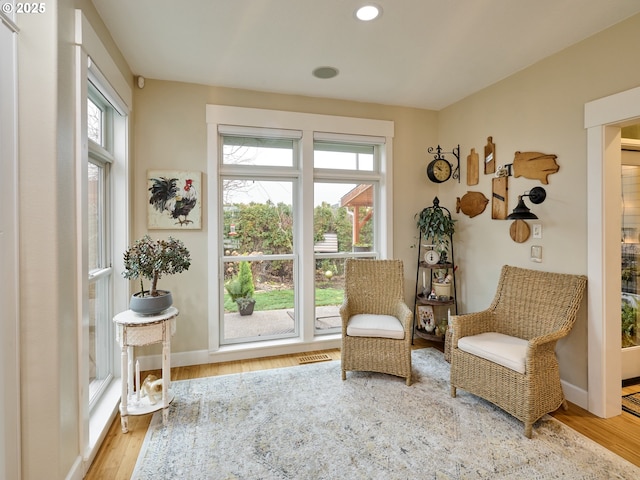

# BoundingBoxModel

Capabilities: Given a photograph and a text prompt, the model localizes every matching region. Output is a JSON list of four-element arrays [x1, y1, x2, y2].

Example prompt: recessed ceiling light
[[313, 66, 339, 79], [355, 4, 381, 21]]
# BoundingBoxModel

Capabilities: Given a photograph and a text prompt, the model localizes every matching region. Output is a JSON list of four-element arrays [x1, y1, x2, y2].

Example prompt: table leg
[[162, 321, 170, 424], [120, 342, 129, 433]]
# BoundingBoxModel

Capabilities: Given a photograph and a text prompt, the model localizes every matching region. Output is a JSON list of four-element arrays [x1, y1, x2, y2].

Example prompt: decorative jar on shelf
[[433, 282, 451, 299]]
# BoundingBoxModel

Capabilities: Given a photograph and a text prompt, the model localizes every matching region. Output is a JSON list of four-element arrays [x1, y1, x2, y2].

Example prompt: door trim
[[586, 85, 640, 417]]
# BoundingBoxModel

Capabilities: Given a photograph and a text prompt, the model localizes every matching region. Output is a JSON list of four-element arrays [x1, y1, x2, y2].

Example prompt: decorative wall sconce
[[425, 144, 460, 184], [506, 187, 546, 220]]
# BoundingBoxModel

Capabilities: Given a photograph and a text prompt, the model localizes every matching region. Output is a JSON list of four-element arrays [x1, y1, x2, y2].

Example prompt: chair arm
[[449, 311, 496, 347], [392, 301, 413, 335], [528, 329, 567, 349], [339, 300, 351, 334]]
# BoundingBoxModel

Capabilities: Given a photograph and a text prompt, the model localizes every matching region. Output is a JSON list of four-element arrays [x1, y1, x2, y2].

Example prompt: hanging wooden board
[[513, 151, 559, 184], [484, 136, 496, 175], [456, 191, 488, 218], [509, 220, 531, 243], [491, 177, 508, 219], [467, 148, 479, 185]]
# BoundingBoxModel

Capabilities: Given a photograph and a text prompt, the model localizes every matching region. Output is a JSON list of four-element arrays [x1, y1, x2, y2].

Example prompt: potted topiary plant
[[225, 260, 256, 315], [122, 235, 191, 314], [415, 196, 456, 262]]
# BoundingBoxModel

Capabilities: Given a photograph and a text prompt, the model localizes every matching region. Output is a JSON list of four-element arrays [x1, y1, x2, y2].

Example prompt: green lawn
[[224, 288, 343, 312]]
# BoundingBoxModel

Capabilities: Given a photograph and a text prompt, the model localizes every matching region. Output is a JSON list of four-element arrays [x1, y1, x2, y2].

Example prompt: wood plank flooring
[[84, 341, 640, 479]]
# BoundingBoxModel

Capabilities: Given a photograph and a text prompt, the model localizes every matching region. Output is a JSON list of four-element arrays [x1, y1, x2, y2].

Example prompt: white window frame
[[87, 84, 114, 406], [207, 105, 394, 361], [75, 9, 131, 470], [1, 10, 20, 480]]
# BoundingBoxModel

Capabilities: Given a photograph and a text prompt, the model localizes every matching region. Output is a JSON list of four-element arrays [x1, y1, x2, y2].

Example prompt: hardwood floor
[[85, 340, 640, 479]]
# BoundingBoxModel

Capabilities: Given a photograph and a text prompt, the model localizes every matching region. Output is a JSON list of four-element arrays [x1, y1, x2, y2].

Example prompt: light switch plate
[[531, 245, 542, 263], [532, 224, 542, 239]]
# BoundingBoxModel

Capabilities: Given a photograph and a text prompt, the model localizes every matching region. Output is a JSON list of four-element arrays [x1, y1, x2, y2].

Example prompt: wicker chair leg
[[561, 400, 569, 410], [450, 385, 456, 398], [341, 369, 346, 381], [524, 423, 533, 439], [405, 375, 411, 386]]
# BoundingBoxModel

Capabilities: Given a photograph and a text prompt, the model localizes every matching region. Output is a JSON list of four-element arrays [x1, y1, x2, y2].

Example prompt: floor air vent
[[297, 353, 332, 364]]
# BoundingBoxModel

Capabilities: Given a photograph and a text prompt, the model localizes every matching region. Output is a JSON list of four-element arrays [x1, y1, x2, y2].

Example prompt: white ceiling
[[92, 0, 640, 110]]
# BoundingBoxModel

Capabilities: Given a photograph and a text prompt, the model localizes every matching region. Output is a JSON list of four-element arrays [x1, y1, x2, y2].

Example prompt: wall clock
[[426, 158, 452, 183]]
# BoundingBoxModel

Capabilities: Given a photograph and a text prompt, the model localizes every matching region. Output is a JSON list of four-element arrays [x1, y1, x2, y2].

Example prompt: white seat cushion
[[457, 332, 528, 374], [346, 314, 405, 340]]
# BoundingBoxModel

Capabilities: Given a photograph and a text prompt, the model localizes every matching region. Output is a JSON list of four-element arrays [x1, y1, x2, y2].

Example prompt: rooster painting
[[147, 171, 201, 229]]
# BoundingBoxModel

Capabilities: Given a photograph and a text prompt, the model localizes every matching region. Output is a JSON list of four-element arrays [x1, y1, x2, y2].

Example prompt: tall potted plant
[[415, 197, 456, 261], [225, 260, 256, 315], [122, 235, 191, 314]]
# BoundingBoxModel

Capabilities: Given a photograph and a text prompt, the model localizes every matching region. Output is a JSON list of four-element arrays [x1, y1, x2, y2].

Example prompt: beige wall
[[437, 13, 640, 390], [133, 82, 438, 353]]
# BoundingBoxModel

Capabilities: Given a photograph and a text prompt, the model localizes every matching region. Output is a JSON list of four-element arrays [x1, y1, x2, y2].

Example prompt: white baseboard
[[561, 379, 588, 410], [136, 336, 342, 371], [65, 456, 83, 480]]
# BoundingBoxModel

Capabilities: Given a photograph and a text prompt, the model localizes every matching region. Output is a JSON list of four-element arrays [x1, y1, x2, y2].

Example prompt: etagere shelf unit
[[412, 197, 458, 344]]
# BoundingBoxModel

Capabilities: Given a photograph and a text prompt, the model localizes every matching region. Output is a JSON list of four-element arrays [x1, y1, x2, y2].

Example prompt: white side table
[[113, 306, 178, 433]]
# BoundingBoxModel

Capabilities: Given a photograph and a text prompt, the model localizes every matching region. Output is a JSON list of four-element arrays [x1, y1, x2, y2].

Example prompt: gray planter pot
[[237, 298, 256, 316], [130, 290, 173, 315]]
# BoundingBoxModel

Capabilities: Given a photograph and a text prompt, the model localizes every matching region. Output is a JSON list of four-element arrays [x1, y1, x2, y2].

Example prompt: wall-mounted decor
[[506, 187, 546, 220], [466, 148, 479, 185], [506, 187, 547, 242], [456, 191, 488, 218], [491, 177, 508, 219], [147, 170, 202, 229], [425, 144, 460, 183], [484, 136, 496, 175], [513, 151, 559, 184], [510, 219, 531, 243]]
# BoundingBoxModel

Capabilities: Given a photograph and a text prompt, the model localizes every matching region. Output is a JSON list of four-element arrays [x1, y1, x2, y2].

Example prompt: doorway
[[621, 137, 640, 380], [586, 85, 640, 418]]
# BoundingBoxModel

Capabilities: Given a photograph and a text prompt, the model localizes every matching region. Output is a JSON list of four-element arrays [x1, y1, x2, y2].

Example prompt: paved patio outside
[[223, 305, 341, 339]]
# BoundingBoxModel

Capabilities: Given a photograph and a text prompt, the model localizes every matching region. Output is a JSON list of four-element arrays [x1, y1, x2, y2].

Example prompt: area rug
[[622, 392, 640, 418], [132, 348, 640, 479]]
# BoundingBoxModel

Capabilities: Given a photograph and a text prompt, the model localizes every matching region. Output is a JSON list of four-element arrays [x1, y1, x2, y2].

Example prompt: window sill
[[210, 334, 342, 363], [86, 378, 121, 469]]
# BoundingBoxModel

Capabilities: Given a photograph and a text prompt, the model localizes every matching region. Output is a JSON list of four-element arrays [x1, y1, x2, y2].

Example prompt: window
[[220, 134, 298, 344], [87, 97, 103, 145], [313, 139, 381, 334], [76, 10, 132, 464], [87, 84, 115, 405], [208, 105, 393, 354]]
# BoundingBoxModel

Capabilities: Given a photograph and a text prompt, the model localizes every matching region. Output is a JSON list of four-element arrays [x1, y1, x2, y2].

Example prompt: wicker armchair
[[340, 259, 413, 386], [449, 265, 587, 438]]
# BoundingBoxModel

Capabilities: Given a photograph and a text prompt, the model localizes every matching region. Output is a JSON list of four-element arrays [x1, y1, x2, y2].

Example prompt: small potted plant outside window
[[352, 243, 372, 252], [225, 260, 256, 316], [122, 235, 191, 315]]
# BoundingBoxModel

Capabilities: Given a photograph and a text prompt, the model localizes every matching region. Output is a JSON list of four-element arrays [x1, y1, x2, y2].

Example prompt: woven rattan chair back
[[343, 259, 405, 315], [489, 265, 586, 340]]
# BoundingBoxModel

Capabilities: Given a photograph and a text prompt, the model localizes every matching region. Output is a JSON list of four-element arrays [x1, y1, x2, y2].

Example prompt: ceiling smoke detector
[[313, 66, 339, 79]]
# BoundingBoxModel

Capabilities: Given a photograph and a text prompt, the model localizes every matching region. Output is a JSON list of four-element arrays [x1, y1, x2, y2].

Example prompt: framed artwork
[[147, 170, 202, 229], [417, 305, 435, 332]]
